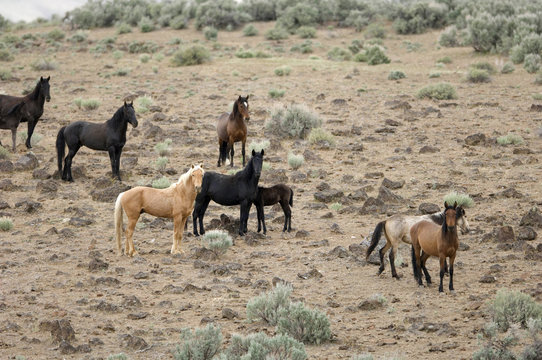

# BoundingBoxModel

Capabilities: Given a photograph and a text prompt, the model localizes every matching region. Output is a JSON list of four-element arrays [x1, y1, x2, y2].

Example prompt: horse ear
[[453, 201, 457, 208], [40, 76, 43, 82], [46, 76, 50, 81], [246, 95, 249, 100], [191, 164, 194, 169], [129, 101, 133, 106], [260, 149, 264, 156], [199, 163, 203, 168], [124, 101, 127, 107], [444, 201, 448, 208], [252, 149, 256, 156]]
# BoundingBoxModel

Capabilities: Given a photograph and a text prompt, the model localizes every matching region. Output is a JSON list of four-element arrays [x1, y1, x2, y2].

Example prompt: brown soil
[[1, 22, 541, 360]]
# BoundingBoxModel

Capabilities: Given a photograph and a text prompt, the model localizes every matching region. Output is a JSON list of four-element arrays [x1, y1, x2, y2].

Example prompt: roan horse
[[114, 165, 204, 256], [411, 202, 460, 293], [366, 206, 469, 279], [0, 76, 51, 149], [56, 102, 137, 182], [217, 95, 250, 167], [0, 101, 28, 151], [255, 184, 294, 234], [193, 149, 264, 236]]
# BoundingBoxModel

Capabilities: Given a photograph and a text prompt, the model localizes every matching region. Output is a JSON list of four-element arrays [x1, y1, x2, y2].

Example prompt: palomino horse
[[217, 95, 250, 167], [0, 101, 28, 151], [56, 102, 137, 182], [114, 164, 204, 256], [0, 76, 51, 149], [366, 206, 469, 278], [255, 184, 294, 234], [411, 202, 460, 293], [193, 149, 264, 236]]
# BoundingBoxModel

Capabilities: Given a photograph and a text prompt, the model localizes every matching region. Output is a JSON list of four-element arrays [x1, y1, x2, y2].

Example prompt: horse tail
[[411, 245, 420, 281], [56, 126, 67, 174], [114, 192, 124, 255], [289, 188, 294, 207], [366, 221, 385, 260], [219, 140, 228, 163]]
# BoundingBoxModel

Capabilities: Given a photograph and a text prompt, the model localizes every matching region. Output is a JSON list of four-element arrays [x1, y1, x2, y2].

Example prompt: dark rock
[[127, 312, 148, 320], [76, 343, 92, 353], [330, 223, 344, 234], [520, 207, 542, 228], [15, 199, 41, 213], [530, 104, 542, 112], [272, 277, 291, 287], [365, 172, 384, 179], [92, 300, 120, 313], [295, 230, 310, 238], [517, 227, 537, 241], [479, 275, 496, 283], [191, 247, 218, 261], [261, 169, 288, 184], [360, 197, 386, 215], [222, 308, 238, 320], [303, 149, 322, 162], [382, 178, 404, 190], [316, 182, 330, 191], [252, 279, 271, 289], [494, 226, 515, 243], [314, 189, 344, 203], [134, 272, 149, 280], [122, 295, 142, 308], [32, 167, 51, 180], [69, 217, 93, 227], [329, 246, 349, 258], [419, 145, 439, 154], [0, 200, 9, 210], [358, 296, 386, 310], [464, 133, 486, 146], [513, 148, 533, 155], [59, 228, 75, 238], [90, 181, 131, 203], [0, 179, 19, 191], [59, 340, 77, 355], [144, 124, 164, 139], [0, 160, 14, 172], [348, 244, 365, 257], [89, 258, 109, 272], [95, 277, 121, 286], [200, 317, 214, 324], [385, 119, 401, 127], [14, 153, 39, 171], [384, 100, 411, 110], [307, 239, 329, 247], [351, 125, 362, 135], [497, 187, 523, 199], [119, 334, 148, 351], [39, 319, 76, 344], [152, 112, 167, 121], [377, 186, 402, 204], [245, 232, 265, 246], [348, 189, 368, 202], [122, 157, 138, 168], [419, 203, 440, 214], [297, 268, 323, 280]]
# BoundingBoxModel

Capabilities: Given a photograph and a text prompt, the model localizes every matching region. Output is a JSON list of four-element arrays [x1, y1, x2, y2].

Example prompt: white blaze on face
[[243, 102, 248, 108]]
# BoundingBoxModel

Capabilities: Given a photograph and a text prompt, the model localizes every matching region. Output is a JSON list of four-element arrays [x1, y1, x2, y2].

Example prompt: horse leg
[[125, 216, 139, 257], [171, 215, 186, 254], [245, 202, 252, 233], [63, 145, 80, 182], [108, 146, 118, 180], [420, 251, 431, 284], [377, 241, 391, 275], [239, 201, 248, 236], [280, 201, 291, 232], [229, 142, 235, 168], [217, 139, 223, 167], [11, 128, 17, 152], [448, 253, 456, 292], [438, 255, 446, 293], [26, 119, 37, 149], [198, 197, 211, 235], [241, 139, 246, 167], [389, 246, 400, 279], [256, 201, 263, 233], [412, 243, 423, 286], [115, 146, 123, 181]]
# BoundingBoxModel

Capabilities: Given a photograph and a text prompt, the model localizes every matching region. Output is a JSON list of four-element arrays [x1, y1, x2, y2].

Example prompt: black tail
[[56, 126, 66, 174], [219, 140, 228, 164], [289, 188, 293, 207], [411, 245, 420, 281], [366, 221, 385, 259], [6, 101, 25, 116]]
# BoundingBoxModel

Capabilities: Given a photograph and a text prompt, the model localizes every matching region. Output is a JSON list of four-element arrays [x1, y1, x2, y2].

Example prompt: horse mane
[[430, 212, 445, 225], [27, 79, 42, 101], [231, 98, 240, 119], [109, 105, 126, 126], [176, 165, 203, 186]]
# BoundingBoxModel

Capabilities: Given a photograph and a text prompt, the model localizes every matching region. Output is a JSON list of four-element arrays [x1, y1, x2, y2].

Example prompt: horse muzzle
[[46, 96, 51, 102], [195, 186, 202, 193], [131, 121, 139, 128], [245, 116, 250, 121]]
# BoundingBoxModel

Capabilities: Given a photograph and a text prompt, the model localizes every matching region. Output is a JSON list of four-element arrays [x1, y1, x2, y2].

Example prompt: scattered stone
[[385, 119, 401, 127], [316, 182, 330, 191], [0, 179, 19, 191], [306, 239, 329, 247], [348, 244, 365, 258], [119, 334, 148, 351], [351, 125, 362, 135], [88, 258, 109, 272], [39, 319, 76, 344], [32, 167, 51, 180], [191, 247, 218, 261], [464, 133, 486, 146], [272, 277, 291, 287], [76, 343, 92, 353], [152, 112, 167, 121], [530, 104, 542, 112], [0, 200, 9, 210], [0, 160, 14, 172], [494, 226, 515, 243], [384, 100, 411, 110], [365, 172, 384, 179], [348, 189, 368, 202], [513, 148, 533, 155], [15, 199, 41, 213], [92, 300, 120, 313], [382, 178, 404, 190], [520, 207, 542, 228], [295, 230, 310, 238], [59, 228, 75, 238], [297, 268, 323, 280], [329, 246, 349, 258], [90, 181, 131, 203], [127, 312, 148, 320], [360, 197, 386, 215], [122, 295, 142, 308], [377, 186, 402, 204], [134, 272, 149, 280], [479, 275, 496, 283], [419, 145, 439, 154], [69, 217, 93, 227], [200, 317, 214, 324], [517, 227, 537, 241], [59, 340, 77, 355], [497, 187, 523, 199], [252, 279, 271, 289], [144, 124, 164, 139], [95, 277, 121, 286], [222, 308, 238, 320], [330, 223, 344, 234], [14, 153, 39, 171], [314, 189, 344, 203], [122, 157, 138, 168], [358, 296, 386, 311], [419, 203, 440, 214]]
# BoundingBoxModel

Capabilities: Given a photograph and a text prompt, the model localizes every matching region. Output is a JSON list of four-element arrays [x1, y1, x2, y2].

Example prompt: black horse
[[0, 76, 51, 149], [0, 101, 28, 151], [255, 184, 294, 234], [193, 149, 264, 236], [56, 102, 138, 182]]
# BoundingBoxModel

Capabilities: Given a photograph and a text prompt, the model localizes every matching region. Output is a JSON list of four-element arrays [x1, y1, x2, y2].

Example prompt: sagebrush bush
[[154, 139, 172, 156], [392, 2, 447, 35], [364, 23, 385, 39], [443, 191, 474, 208], [276, 3, 321, 31], [297, 26, 316, 39], [438, 56, 452, 64], [349, 39, 363, 54], [330, 202, 342, 211], [266, 103, 322, 139], [497, 134, 524, 146], [417, 83, 457, 100], [0, 217, 13, 231], [308, 127, 335, 146], [471, 62, 496, 74], [31, 59, 57, 71], [139, 54, 151, 63], [113, 68, 130, 76], [269, 89, 285, 98], [246, 283, 293, 325], [388, 70, 406, 80], [243, 24, 258, 36], [277, 302, 331, 345], [248, 140, 270, 153], [128, 41, 159, 54], [274, 66, 291, 76], [69, 31, 88, 43], [155, 157, 169, 171], [170, 15, 188, 30], [429, 71, 441, 78], [265, 27, 289, 40], [194, 0, 250, 30], [139, 16, 155, 33], [288, 152, 304, 170], [116, 23, 131, 35], [510, 34, 542, 64], [173, 324, 222, 360], [524, 54, 541, 74], [472, 322, 517, 360], [201, 230, 232, 256], [74, 98, 100, 110], [291, 40, 313, 54], [235, 50, 254, 58], [327, 47, 351, 61], [365, 45, 390, 65], [439, 25, 460, 47], [171, 46, 210, 66], [224, 332, 307, 360], [0, 68, 12, 80], [107, 354, 127, 360], [47, 28, 65, 41], [135, 95, 153, 113], [152, 176, 171, 189], [0, 48, 13, 62], [0, 145, 9, 159], [501, 62, 515, 74], [467, 68, 491, 83], [204, 26, 218, 41]]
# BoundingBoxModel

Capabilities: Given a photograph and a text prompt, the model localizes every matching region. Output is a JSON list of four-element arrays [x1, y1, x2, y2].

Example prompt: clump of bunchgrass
[[443, 191, 474, 208], [470, 61, 496, 74], [266, 103, 322, 139], [107, 354, 128, 360], [274, 66, 291, 76], [31, 58, 57, 71], [417, 83, 457, 100], [297, 26, 316, 39], [113, 68, 130, 76], [269, 89, 285, 98], [524, 54, 541, 74], [437, 56, 452, 64], [497, 133, 524, 146], [488, 289, 542, 332], [171, 45, 210, 66], [265, 27, 289, 40], [223, 332, 307, 360], [243, 24, 258, 36], [154, 139, 172, 156], [467, 68, 491, 83], [327, 47, 351, 61], [330, 202, 342, 211], [288, 152, 304, 170], [248, 139, 270, 153], [74, 98, 100, 110], [429, 71, 441, 78], [152, 176, 171, 189], [116, 23, 131, 35], [0, 68, 12, 80], [501, 62, 515, 74], [308, 127, 335, 146], [388, 70, 406, 80], [135, 95, 153, 113], [139, 17, 155, 33], [203, 26, 218, 41], [0, 145, 9, 159], [201, 230, 233, 256], [139, 54, 151, 63], [155, 157, 169, 171], [0, 217, 13, 231]]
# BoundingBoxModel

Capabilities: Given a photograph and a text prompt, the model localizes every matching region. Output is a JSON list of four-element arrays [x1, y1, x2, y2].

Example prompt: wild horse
[[56, 102, 138, 182], [0, 100, 28, 151], [255, 184, 294, 234], [217, 95, 250, 167], [0, 76, 51, 149], [193, 149, 264, 236]]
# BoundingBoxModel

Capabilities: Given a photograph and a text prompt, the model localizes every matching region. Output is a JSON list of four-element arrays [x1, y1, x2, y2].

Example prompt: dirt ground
[[0, 21, 541, 359]]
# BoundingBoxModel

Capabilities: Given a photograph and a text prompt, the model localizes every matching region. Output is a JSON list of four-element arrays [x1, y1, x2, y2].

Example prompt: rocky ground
[[0, 22, 541, 359]]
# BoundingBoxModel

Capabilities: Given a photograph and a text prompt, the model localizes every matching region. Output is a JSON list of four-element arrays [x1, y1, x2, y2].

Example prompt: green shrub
[[291, 40, 313, 54], [116, 23, 132, 35], [74, 98, 100, 110], [510, 34, 542, 64], [135, 95, 153, 113], [417, 83, 457, 100], [107, 354, 128, 360], [246, 283, 293, 325], [152, 176, 171, 189], [153, 52, 165, 62], [388, 70, 406, 80], [243, 24, 258, 36], [288, 153, 304, 170], [473, 322, 517, 360], [173, 324, 222, 360], [224, 332, 307, 360], [429, 71, 441, 78], [0, 49, 14, 62], [276, 2, 321, 31], [201, 230, 232, 256], [0, 68, 12, 80], [364, 23, 386, 39], [365, 45, 390, 65], [274, 66, 291, 76], [308, 127, 335, 146], [277, 302, 331, 345], [349, 39, 363, 54], [171, 46, 210, 66], [235, 50, 254, 58], [501, 63, 515, 74], [17, 131, 42, 147], [265, 27, 289, 40], [524, 54, 541, 74], [269, 89, 285, 98], [327, 47, 351, 61], [113, 50, 124, 60], [352, 354, 374, 360], [31, 58, 57, 71], [353, 53, 368, 62], [128, 41, 159, 54], [170, 15, 188, 30], [139, 17, 155, 33], [467, 68, 491, 83], [194, 0, 250, 30], [533, 93, 542, 101], [0, 217, 13, 231], [155, 139, 172, 156], [392, 2, 447, 35], [69, 30, 88, 43], [113, 68, 130, 76], [0, 145, 9, 159], [439, 26, 460, 47], [438, 56, 452, 64], [204, 26, 218, 41], [471, 62, 496, 74], [47, 28, 65, 41], [155, 157, 169, 170], [297, 26, 316, 39], [330, 202, 342, 211], [497, 134, 524, 146], [248, 140, 270, 153], [266, 103, 322, 139], [443, 191, 474, 208], [140, 54, 151, 63]]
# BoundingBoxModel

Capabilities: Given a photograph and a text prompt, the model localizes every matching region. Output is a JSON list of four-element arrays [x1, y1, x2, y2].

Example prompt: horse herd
[[0, 77, 469, 293]]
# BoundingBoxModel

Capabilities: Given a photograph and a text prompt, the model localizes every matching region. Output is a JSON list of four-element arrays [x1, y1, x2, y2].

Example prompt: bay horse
[[411, 202, 459, 293], [0, 100, 28, 151], [193, 149, 263, 236], [56, 102, 137, 182], [0, 76, 51, 149], [366, 206, 469, 279], [115, 165, 204, 256], [217, 95, 250, 167], [255, 184, 294, 234]]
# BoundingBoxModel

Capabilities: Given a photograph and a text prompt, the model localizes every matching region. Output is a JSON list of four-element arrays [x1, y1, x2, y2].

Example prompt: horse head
[[251, 149, 264, 177], [123, 101, 138, 128], [191, 164, 204, 193], [456, 206, 470, 234], [444, 201, 458, 231], [40, 76, 51, 102], [236, 95, 250, 121]]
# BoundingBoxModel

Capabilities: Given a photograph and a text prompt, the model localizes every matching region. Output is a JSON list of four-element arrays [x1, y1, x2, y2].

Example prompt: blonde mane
[[176, 164, 203, 186]]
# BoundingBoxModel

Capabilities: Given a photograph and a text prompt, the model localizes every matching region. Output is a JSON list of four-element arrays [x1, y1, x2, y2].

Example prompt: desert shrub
[[274, 66, 291, 76], [467, 68, 491, 83], [155, 157, 169, 170], [194, 0, 250, 30], [417, 83, 457, 100], [533, 93, 542, 101], [154, 52, 165, 62], [248, 139, 270, 153], [116, 23, 132, 35], [243, 24, 258, 36], [171, 46, 210, 66], [173, 324, 222, 360], [0, 145, 9, 159], [128, 41, 159, 54], [501, 62, 515, 74], [204, 26, 218, 41], [223, 332, 307, 360], [152, 176, 171, 189], [291, 40, 313, 54], [135, 95, 153, 113], [388, 70, 406, 80], [443, 191, 474, 208], [438, 56, 452, 64], [308, 127, 335, 146], [473, 322, 517, 360], [352, 354, 374, 360], [524, 54, 541, 73], [246, 283, 293, 325], [17, 131, 42, 147], [265, 27, 289, 40], [471, 62, 496, 74], [297, 26, 316, 39], [170, 15, 188, 30], [0, 217, 13, 231], [74, 98, 100, 110], [266, 103, 322, 139], [0, 68, 12, 80], [269, 89, 285, 98], [353, 53, 367, 62], [497, 134, 524, 146], [288, 152, 304, 170], [348, 39, 363, 54], [276, 3, 320, 31], [277, 302, 331, 345], [365, 45, 390, 65], [201, 230, 232, 256], [364, 23, 385, 39], [69, 30, 88, 43], [107, 354, 128, 360], [140, 54, 151, 63], [327, 47, 351, 61], [510, 34, 542, 64], [155, 139, 172, 156], [47, 28, 65, 41], [392, 2, 447, 35], [439, 25, 459, 47], [521, 320, 542, 360], [330, 202, 342, 211], [113, 50, 124, 60], [0, 48, 14, 62], [429, 71, 441, 78], [139, 16, 155, 33], [113, 68, 130, 76], [235, 50, 254, 58]]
